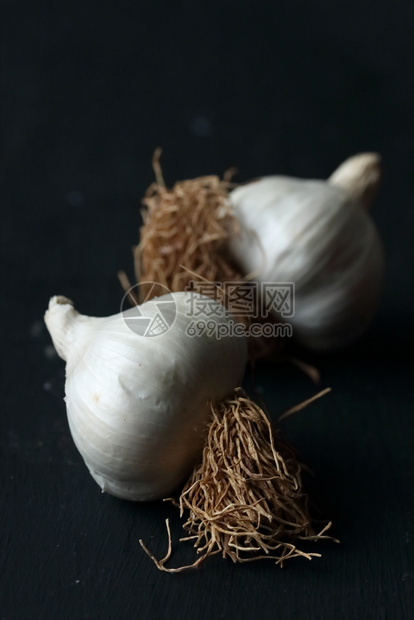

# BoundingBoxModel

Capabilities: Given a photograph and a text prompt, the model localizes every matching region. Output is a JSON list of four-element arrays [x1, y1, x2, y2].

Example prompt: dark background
[[1, 2, 414, 619]]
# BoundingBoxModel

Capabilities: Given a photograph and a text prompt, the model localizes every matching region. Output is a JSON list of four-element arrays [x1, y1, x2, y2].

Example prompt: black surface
[[1, 2, 414, 619]]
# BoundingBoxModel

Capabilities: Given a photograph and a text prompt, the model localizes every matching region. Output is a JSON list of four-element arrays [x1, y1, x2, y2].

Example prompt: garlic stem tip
[[328, 152, 382, 210], [44, 295, 80, 362], [48, 295, 74, 309]]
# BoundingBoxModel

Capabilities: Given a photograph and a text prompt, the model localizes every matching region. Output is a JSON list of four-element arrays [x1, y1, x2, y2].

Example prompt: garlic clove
[[44, 292, 248, 501], [328, 152, 382, 210]]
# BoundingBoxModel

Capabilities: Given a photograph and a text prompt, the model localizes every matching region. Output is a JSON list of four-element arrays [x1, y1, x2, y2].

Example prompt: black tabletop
[[2, 2, 414, 619]]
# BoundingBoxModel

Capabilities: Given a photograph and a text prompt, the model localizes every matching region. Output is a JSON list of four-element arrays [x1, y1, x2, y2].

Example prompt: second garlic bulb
[[228, 153, 385, 351]]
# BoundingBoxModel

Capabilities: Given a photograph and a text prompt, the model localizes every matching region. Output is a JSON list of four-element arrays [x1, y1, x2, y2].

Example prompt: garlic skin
[[228, 154, 384, 351], [44, 293, 247, 501], [327, 152, 382, 209]]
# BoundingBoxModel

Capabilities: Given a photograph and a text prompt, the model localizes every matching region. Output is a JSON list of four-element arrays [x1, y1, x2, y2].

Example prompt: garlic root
[[135, 153, 241, 301], [141, 389, 336, 571]]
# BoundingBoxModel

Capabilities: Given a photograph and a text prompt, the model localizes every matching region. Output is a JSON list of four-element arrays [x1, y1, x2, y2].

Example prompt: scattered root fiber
[[140, 389, 336, 572]]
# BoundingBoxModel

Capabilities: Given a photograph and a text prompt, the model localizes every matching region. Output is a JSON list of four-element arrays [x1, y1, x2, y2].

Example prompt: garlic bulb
[[228, 153, 384, 351], [44, 293, 247, 501]]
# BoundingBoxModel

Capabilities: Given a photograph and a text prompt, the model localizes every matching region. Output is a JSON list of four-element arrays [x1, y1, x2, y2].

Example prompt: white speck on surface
[[190, 115, 212, 138], [43, 381, 52, 392]]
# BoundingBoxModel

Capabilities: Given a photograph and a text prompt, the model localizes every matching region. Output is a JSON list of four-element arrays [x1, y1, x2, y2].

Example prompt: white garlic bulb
[[228, 153, 385, 351], [44, 293, 247, 501]]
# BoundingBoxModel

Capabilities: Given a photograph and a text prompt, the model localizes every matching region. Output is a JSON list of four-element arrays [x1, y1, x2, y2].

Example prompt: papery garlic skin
[[228, 154, 384, 351], [45, 293, 247, 501]]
